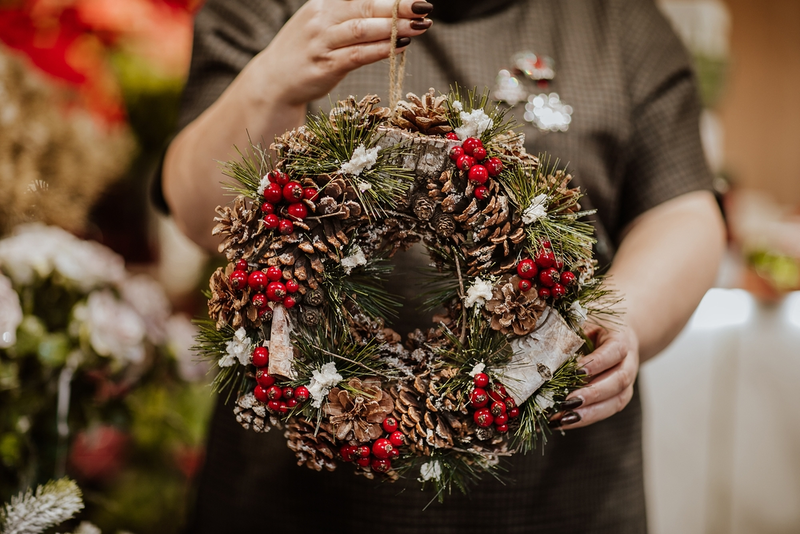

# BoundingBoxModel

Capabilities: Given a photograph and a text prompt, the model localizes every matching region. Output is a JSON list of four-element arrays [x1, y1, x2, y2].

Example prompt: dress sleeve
[[616, 0, 714, 230]]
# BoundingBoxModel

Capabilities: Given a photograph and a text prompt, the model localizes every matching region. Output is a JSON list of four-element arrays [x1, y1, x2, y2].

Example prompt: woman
[[160, 0, 725, 531]]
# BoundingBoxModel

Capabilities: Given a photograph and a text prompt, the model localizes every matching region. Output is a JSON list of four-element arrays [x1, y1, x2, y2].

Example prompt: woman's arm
[[554, 190, 726, 429], [163, 0, 433, 251]]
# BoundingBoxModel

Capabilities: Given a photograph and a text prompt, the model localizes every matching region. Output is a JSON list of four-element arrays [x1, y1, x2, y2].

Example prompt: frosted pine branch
[[1, 478, 84, 534]]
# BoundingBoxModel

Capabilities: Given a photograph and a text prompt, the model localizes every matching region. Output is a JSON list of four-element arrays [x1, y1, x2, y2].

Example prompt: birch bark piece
[[268, 304, 296, 379], [502, 308, 585, 405], [376, 127, 458, 180]]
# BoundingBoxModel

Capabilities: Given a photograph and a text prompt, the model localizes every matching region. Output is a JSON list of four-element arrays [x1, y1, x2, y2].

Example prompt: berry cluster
[[469, 373, 519, 433], [339, 417, 405, 474], [250, 346, 311, 412], [229, 258, 301, 314], [260, 170, 318, 235], [515, 241, 578, 301], [446, 133, 503, 200]]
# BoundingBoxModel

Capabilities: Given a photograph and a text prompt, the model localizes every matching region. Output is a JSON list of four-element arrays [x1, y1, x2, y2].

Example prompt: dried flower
[[220, 327, 252, 368], [465, 277, 494, 309], [307, 362, 343, 408], [0, 273, 22, 348], [522, 193, 549, 224], [324, 377, 394, 441]]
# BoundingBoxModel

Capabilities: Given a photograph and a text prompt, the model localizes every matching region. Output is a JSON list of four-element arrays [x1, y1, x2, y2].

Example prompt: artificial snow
[[340, 245, 367, 274], [307, 362, 343, 408], [257, 174, 271, 195], [522, 193, 549, 224], [419, 460, 443, 482], [465, 277, 494, 308], [455, 108, 493, 140], [569, 300, 588, 327], [468, 362, 486, 377], [341, 144, 380, 176]]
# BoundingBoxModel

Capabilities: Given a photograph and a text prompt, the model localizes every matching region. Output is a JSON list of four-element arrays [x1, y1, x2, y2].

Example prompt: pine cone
[[484, 275, 547, 336], [391, 89, 452, 135], [212, 196, 266, 261], [208, 265, 260, 330], [284, 417, 338, 472], [324, 377, 394, 442], [330, 94, 392, 128], [234, 393, 279, 433]]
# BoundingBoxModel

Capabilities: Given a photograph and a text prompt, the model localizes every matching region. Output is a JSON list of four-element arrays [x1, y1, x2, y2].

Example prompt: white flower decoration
[[455, 109, 493, 140], [119, 274, 171, 344], [465, 277, 494, 309], [522, 194, 549, 225], [0, 273, 22, 348], [419, 460, 443, 482], [307, 362, 343, 408], [257, 174, 271, 195], [72, 290, 147, 365], [468, 362, 486, 377], [341, 144, 379, 176], [340, 245, 367, 275], [220, 327, 252, 368]]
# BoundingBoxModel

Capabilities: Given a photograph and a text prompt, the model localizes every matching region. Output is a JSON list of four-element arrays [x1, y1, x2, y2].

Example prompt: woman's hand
[[250, 0, 433, 106], [550, 323, 640, 429]]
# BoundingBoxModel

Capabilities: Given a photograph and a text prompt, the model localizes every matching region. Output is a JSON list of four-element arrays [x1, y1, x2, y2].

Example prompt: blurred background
[[0, 0, 797, 532]]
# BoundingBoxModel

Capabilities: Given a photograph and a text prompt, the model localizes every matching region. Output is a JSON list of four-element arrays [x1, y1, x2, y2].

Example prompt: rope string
[[388, 0, 406, 110]]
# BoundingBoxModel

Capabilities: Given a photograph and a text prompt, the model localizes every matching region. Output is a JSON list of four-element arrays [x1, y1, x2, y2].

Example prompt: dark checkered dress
[[173, 1, 712, 531]]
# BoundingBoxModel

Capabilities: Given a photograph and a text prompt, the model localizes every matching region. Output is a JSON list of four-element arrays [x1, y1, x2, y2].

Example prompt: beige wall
[[719, 0, 800, 204]]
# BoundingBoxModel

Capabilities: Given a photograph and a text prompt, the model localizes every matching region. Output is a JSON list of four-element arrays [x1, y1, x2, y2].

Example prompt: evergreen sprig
[[445, 85, 517, 143], [1, 478, 84, 534], [192, 319, 249, 402], [220, 140, 271, 200], [420, 451, 506, 506]]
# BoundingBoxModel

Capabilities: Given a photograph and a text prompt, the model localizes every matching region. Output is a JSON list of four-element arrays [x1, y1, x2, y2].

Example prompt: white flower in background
[[307, 362, 342, 408], [119, 274, 171, 344], [0, 273, 22, 348], [569, 300, 588, 327], [455, 108, 493, 140], [220, 327, 252, 368], [468, 362, 486, 377], [340, 245, 367, 275], [419, 460, 443, 482], [522, 193, 549, 225], [257, 174, 271, 195], [465, 277, 494, 308], [341, 144, 379, 176], [72, 290, 147, 365], [165, 314, 207, 382]]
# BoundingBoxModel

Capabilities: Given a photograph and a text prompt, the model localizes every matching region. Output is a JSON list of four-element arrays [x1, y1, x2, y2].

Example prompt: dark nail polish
[[411, 1, 433, 15], [561, 397, 584, 410], [548, 418, 563, 429], [395, 37, 411, 48], [576, 367, 589, 376], [410, 18, 432, 30], [560, 411, 581, 426]]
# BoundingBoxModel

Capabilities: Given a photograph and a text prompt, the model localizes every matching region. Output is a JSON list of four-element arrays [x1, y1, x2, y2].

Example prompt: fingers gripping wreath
[[198, 88, 613, 499]]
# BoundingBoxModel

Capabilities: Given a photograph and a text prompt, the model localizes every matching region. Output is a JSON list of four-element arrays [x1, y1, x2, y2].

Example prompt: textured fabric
[[174, 0, 713, 532]]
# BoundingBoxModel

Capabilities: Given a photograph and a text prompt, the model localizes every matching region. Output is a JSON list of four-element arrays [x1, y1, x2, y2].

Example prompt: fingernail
[[548, 418, 563, 429], [561, 397, 584, 410], [576, 367, 589, 376], [395, 37, 411, 48], [560, 411, 581, 426], [410, 18, 432, 30], [411, 1, 433, 15]]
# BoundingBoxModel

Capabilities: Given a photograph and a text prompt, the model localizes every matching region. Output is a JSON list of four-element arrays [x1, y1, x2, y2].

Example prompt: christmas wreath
[[198, 88, 614, 499]]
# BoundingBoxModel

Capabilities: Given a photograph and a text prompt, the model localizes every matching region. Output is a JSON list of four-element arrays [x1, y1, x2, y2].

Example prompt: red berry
[[371, 458, 392, 473], [449, 146, 465, 162], [283, 181, 304, 203], [266, 266, 283, 282], [252, 346, 269, 368], [485, 157, 503, 177], [539, 267, 559, 287], [389, 431, 405, 447], [446, 132, 459, 140], [538, 287, 552, 300], [496, 424, 509, 433], [235, 259, 249, 271], [263, 213, 280, 230], [251, 293, 268, 309], [256, 369, 275, 387], [254, 385, 269, 403], [535, 250, 556, 268], [488, 389, 505, 403], [372, 438, 393, 459], [474, 185, 489, 200], [491, 400, 507, 417], [303, 187, 318, 200], [355, 445, 371, 459], [248, 270, 268, 291], [266, 385, 283, 401], [266, 281, 287, 301], [473, 372, 489, 388], [518, 279, 532, 292], [278, 401, 288, 413], [267, 400, 281, 412], [472, 145, 487, 161], [508, 407, 520, 418], [470, 387, 489, 408], [294, 386, 310, 403], [473, 408, 494, 428], [229, 270, 248, 289], [260, 202, 275, 215], [516, 259, 537, 279], [340, 445, 356, 462], [504, 396, 516, 410], [282, 386, 294, 399], [287, 202, 308, 220], [355, 456, 371, 467], [269, 170, 290, 186], [278, 219, 294, 235], [554, 258, 564, 270], [494, 413, 509, 426], [495, 384, 508, 397], [468, 165, 489, 184], [382, 417, 398, 434], [389, 448, 400, 459], [462, 137, 482, 156], [282, 295, 296, 308], [287, 398, 299, 408], [285, 279, 299, 293], [263, 183, 283, 204], [551, 283, 566, 299], [560, 271, 577, 286], [457, 154, 476, 171], [258, 307, 272, 320], [541, 240, 552, 248], [267, 171, 278, 183]]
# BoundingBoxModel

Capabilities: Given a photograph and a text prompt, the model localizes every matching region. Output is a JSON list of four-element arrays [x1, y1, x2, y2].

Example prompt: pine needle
[[1, 478, 84, 534]]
